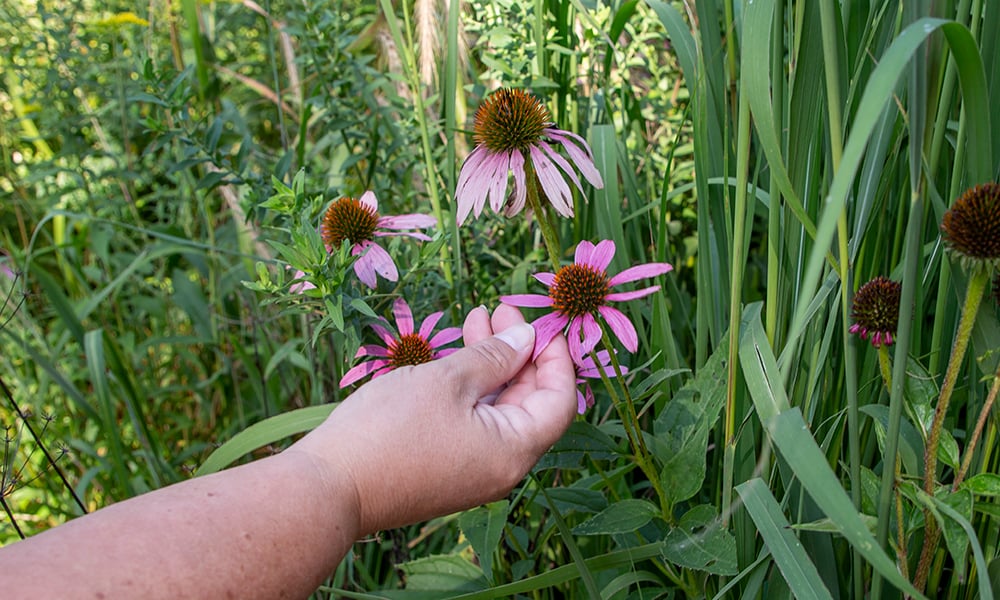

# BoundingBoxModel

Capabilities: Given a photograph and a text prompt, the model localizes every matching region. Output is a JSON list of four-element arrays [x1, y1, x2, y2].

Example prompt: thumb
[[435, 321, 536, 402]]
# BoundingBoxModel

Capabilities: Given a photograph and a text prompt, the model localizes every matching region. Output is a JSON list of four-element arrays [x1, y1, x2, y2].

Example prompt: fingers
[[462, 305, 493, 346]]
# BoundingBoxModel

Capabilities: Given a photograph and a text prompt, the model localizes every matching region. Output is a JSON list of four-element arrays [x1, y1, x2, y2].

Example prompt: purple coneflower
[[940, 182, 1000, 273], [849, 276, 902, 348], [574, 350, 628, 414], [501, 239, 672, 365], [321, 191, 436, 289], [339, 298, 462, 387], [455, 88, 604, 225]]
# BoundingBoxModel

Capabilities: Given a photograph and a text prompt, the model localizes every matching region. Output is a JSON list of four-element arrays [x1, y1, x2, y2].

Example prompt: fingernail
[[495, 322, 534, 351]]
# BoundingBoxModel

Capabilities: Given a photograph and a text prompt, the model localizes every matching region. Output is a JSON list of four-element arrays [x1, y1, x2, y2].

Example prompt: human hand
[[291, 304, 577, 535]]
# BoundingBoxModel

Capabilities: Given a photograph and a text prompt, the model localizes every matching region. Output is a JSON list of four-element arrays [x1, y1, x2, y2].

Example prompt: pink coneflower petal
[[534, 272, 557, 286], [419, 311, 444, 338], [359, 190, 379, 211], [437, 347, 461, 358], [356, 344, 391, 358], [429, 327, 463, 348], [606, 285, 662, 302], [340, 358, 391, 387], [379, 214, 438, 230], [529, 146, 574, 217], [488, 151, 513, 213], [364, 242, 399, 284], [532, 311, 569, 359], [574, 240, 596, 264], [584, 239, 616, 271], [567, 317, 586, 364], [456, 148, 492, 224], [393, 298, 415, 336], [609, 263, 673, 286], [375, 230, 433, 241], [579, 312, 603, 357], [547, 130, 604, 188], [538, 141, 584, 195], [370, 323, 396, 346], [351, 243, 378, 289], [599, 306, 638, 352], [506, 150, 527, 216], [501, 293, 554, 308]]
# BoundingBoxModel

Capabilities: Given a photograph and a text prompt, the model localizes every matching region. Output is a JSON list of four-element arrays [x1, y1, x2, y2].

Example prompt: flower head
[[339, 298, 462, 387], [850, 276, 902, 348], [941, 183, 1000, 273], [322, 191, 436, 289], [574, 350, 628, 414], [501, 240, 672, 365], [455, 88, 604, 225]]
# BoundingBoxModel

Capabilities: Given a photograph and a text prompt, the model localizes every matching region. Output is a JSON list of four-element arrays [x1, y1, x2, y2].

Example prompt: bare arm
[[0, 305, 577, 599]]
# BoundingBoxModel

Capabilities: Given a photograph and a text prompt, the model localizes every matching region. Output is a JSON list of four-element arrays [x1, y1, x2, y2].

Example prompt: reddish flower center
[[388, 333, 435, 368], [473, 88, 551, 153], [321, 197, 379, 248], [550, 264, 610, 318], [851, 276, 901, 344]]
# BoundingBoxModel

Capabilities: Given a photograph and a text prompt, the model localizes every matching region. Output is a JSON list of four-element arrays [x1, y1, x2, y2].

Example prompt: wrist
[[279, 447, 363, 545]]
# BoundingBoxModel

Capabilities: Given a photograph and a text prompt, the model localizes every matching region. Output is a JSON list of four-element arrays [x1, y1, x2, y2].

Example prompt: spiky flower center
[[473, 88, 551, 153], [850, 276, 902, 347], [550, 264, 611, 318], [941, 183, 1000, 268], [322, 198, 379, 248], [388, 333, 435, 368]]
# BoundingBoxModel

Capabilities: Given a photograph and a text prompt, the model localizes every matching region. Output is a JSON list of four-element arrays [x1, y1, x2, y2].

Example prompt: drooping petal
[[501, 293, 554, 308], [370, 323, 397, 346], [355, 344, 391, 358], [393, 298, 415, 336], [531, 311, 569, 359], [608, 262, 673, 286], [487, 150, 512, 213], [455, 146, 493, 225], [546, 129, 604, 188], [358, 190, 379, 212], [340, 358, 391, 387], [538, 141, 584, 194], [578, 312, 603, 358], [576, 388, 588, 414], [418, 311, 444, 338], [585, 239, 616, 272], [529, 145, 574, 217], [534, 272, 556, 286], [365, 242, 399, 283], [375, 230, 433, 241], [378, 213, 437, 230], [599, 305, 638, 352], [505, 150, 528, 216], [429, 326, 463, 348], [606, 285, 662, 302], [351, 243, 378, 289], [566, 316, 586, 365]]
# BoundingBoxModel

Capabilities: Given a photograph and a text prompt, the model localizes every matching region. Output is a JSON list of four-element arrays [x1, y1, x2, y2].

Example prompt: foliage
[[3, 0, 1000, 598]]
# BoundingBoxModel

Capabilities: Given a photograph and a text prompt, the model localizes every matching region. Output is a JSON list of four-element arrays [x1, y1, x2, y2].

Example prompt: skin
[[0, 305, 578, 599]]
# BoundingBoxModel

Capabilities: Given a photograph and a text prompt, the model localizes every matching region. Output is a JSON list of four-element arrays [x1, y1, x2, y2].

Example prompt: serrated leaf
[[571, 499, 659, 535], [662, 505, 737, 575], [535, 421, 618, 470], [457, 501, 508, 582]]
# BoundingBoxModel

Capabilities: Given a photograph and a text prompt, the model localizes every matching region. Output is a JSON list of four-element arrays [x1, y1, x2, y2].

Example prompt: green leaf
[[736, 479, 834, 600], [457, 501, 508, 583], [398, 554, 485, 593], [535, 421, 617, 470], [542, 487, 608, 515], [196, 404, 337, 475], [961, 473, 1000, 497], [652, 334, 728, 506], [859, 403, 924, 476], [662, 505, 737, 575], [571, 499, 659, 536]]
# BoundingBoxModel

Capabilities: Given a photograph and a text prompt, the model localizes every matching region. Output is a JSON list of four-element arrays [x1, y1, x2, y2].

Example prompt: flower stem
[[877, 345, 892, 390], [523, 159, 562, 270], [952, 359, 1000, 491], [914, 267, 989, 590]]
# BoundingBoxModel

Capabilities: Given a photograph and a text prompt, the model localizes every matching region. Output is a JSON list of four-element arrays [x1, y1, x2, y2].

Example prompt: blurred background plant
[[2, 0, 999, 598]]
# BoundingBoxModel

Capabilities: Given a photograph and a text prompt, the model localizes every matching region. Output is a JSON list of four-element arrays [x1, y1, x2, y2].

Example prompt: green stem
[[953, 359, 1000, 491], [524, 160, 562, 270], [914, 267, 989, 590]]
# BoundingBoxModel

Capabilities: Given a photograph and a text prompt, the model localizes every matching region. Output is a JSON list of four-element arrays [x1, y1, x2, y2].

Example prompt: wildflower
[[501, 240, 672, 365], [455, 88, 604, 225], [940, 183, 1000, 273], [574, 350, 628, 414], [849, 276, 902, 348], [339, 298, 462, 387], [321, 191, 436, 289], [287, 269, 316, 295]]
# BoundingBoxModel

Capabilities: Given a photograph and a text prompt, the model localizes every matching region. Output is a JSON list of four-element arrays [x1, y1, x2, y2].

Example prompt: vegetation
[[2, 0, 999, 597]]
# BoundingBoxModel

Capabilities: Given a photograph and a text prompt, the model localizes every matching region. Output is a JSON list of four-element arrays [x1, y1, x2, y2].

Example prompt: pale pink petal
[[488, 151, 512, 213], [419, 311, 444, 338], [393, 298, 414, 335], [378, 213, 437, 230], [599, 306, 638, 352], [370, 365, 395, 380], [355, 344, 390, 358], [429, 326, 462, 348], [538, 141, 584, 194], [579, 313, 603, 357], [501, 293, 554, 308], [567, 317, 586, 365], [576, 389, 588, 414], [340, 358, 391, 387], [505, 150, 527, 216], [436, 347, 460, 358], [534, 272, 556, 286], [375, 230, 433, 241], [351, 243, 378, 289], [359, 190, 379, 212], [606, 285, 661, 302], [529, 146, 574, 217], [608, 263, 673, 286], [586, 240, 616, 271], [574, 240, 596, 265], [364, 242, 399, 283], [455, 146, 493, 225], [370, 323, 397, 346], [546, 129, 604, 188], [531, 311, 569, 360]]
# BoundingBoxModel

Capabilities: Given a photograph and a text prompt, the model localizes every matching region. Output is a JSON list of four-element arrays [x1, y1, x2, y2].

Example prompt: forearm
[[0, 450, 359, 599]]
